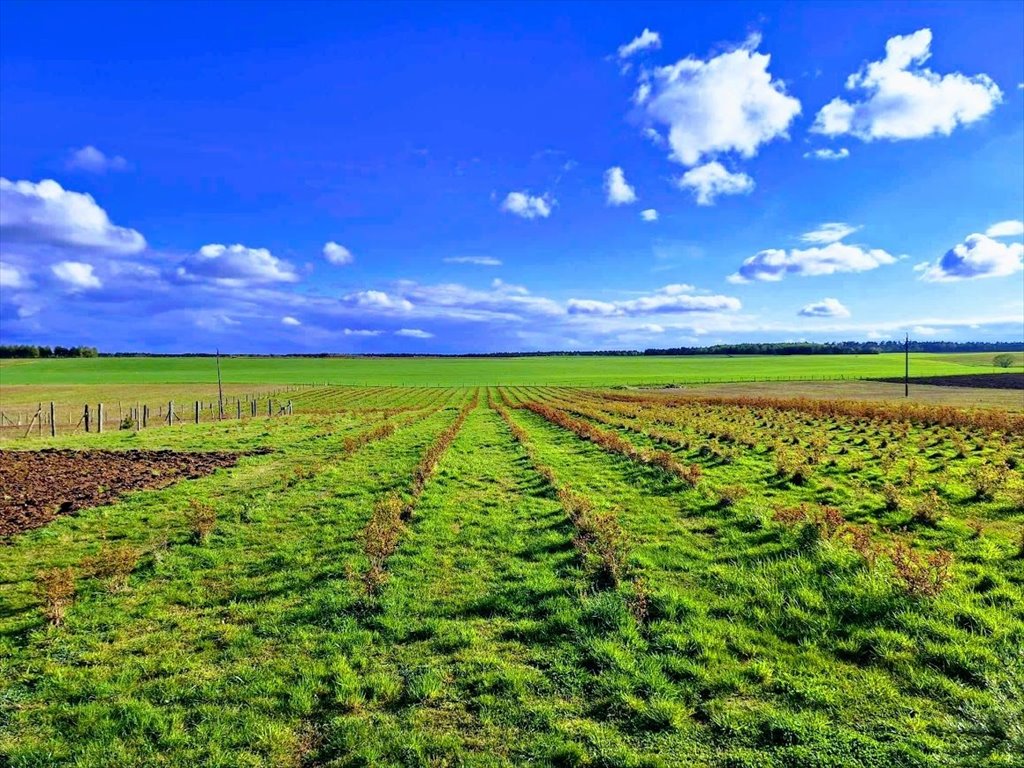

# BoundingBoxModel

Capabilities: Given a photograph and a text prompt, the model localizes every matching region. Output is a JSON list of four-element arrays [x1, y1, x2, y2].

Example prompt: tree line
[[0, 345, 99, 358]]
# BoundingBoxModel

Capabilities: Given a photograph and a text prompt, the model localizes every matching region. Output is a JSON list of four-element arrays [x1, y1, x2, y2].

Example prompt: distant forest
[[2, 340, 1019, 359], [0, 345, 100, 359]]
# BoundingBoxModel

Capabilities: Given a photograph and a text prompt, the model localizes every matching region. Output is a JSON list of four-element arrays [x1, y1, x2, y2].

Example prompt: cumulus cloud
[[638, 35, 801, 167], [323, 241, 354, 265], [800, 222, 860, 245], [568, 284, 741, 316], [798, 297, 851, 318], [395, 328, 433, 339], [985, 220, 1024, 238], [0, 178, 145, 254], [618, 28, 661, 59], [176, 243, 298, 287], [66, 146, 129, 173], [281, 316, 301, 326], [640, 208, 659, 222], [917, 233, 1023, 282], [804, 147, 850, 160], [604, 166, 638, 205], [812, 28, 1002, 141], [730, 241, 896, 282], [500, 191, 553, 219], [343, 328, 384, 337], [678, 162, 754, 205], [52, 260, 102, 290], [443, 256, 502, 266], [0, 262, 27, 288], [344, 289, 414, 312]]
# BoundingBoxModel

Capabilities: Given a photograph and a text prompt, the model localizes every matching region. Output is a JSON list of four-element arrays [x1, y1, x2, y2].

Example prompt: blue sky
[[1, 1, 1022, 353]]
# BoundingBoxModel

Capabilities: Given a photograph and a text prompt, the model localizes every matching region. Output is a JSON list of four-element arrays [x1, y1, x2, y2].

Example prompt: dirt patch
[[872, 373, 1024, 390], [1, 449, 241, 538]]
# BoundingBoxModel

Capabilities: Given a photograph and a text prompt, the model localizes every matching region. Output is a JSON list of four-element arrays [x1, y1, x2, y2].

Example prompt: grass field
[[2, 351, 1022, 390], [2, 384, 1023, 766]]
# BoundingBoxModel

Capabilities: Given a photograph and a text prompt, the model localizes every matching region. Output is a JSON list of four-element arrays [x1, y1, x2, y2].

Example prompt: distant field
[[2, 351, 1022, 389]]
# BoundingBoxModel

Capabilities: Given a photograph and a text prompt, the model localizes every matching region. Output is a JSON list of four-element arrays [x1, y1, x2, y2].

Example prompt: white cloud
[[443, 256, 502, 266], [344, 289, 414, 312], [640, 35, 801, 167], [618, 28, 661, 59], [800, 222, 860, 245], [640, 208, 659, 221], [730, 241, 896, 282], [911, 325, 944, 336], [52, 260, 102, 290], [917, 233, 1023, 282], [678, 162, 754, 205], [798, 297, 851, 318], [500, 191, 553, 219], [568, 284, 741, 316], [176, 243, 298, 287], [812, 28, 1002, 141], [323, 241, 354, 265], [281, 316, 301, 326], [343, 328, 383, 337], [0, 261, 26, 288], [0, 178, 145, 253], [985, 220, 1024, 238], [639, 323, 665, 333], [804, 147, 850, 160], [66, 146, 129, 173], [604, 166, 638, 205], [395, 328, 433, 339]]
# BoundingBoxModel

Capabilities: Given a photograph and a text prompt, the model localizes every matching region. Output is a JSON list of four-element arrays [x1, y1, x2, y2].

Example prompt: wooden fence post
[[143, 405, 149, 428], [50, 402, 56, 437], [84, 404, 91, 433], [167, 401, 174, 426], [97, 403, 103, 433], [195, 401, 200, 424], [268, 399, 272, 416], [236, 400, 241, 419]]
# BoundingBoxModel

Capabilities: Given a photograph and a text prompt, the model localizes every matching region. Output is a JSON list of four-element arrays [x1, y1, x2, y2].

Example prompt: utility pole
[[216, 348, 225, 420], [904, 333, 909, 398]]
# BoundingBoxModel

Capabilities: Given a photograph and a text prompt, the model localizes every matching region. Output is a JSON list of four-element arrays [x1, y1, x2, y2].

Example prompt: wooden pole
[[84, 404, 91, 433], [236, 399, 241, 419], [97, 403, 103, 433], [216, 348, 225, 420], [195, 401, 200, 424], [143, 405, 148, 428], [904, 333, 909, 398], [168, 401, 174, 426]]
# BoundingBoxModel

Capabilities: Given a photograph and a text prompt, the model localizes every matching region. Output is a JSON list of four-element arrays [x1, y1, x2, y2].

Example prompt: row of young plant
[[359, 390, 480, 596], [493, 401, 649, 619], [545, 388, 1024, 514], [598, 388, 1024, 434]]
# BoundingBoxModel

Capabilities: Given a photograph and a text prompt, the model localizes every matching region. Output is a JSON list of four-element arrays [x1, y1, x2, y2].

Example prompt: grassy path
[[312, 404, 622, 765]]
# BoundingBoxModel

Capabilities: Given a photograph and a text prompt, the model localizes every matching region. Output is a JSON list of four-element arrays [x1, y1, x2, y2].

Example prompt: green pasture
[[1, 351, 1021, 388]]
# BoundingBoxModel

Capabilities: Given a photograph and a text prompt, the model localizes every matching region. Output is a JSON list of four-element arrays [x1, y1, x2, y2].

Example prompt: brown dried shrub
[[911, 490, 945, 527], [717, 484, 749, 508], [888, 540, 953, 598], [187, 499, 216, 544], [82, 545, 140, 592], [35, 567, 76, 626]]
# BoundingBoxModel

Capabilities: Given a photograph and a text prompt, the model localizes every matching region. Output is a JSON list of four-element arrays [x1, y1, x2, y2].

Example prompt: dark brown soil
[[0, 449, 240, 538], [872, 373, 1024, 390]]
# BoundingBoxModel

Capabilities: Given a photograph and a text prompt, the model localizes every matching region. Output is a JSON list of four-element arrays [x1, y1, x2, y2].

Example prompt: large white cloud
[[604, 166, 638, 205], [678, 162, 754, 205], [323, 241, 354, 265], [395, 328, 433, 339], [618, 28, 661, 59], [176, 243, 298, 287], [730, 239, 896, 282], [66, 146, 129, 174], [500, 191, 553, 219], [568, 284, 741, 316], [917, 233, 1023, 282], [798, 297, 851, 318], [0, 178, 145, 254], [812, 28, 1002, 141], [52, 260, 102, 291], [638, 35, 801, 167], [344, 289, 414, 312], [0, 261, 27, 289]]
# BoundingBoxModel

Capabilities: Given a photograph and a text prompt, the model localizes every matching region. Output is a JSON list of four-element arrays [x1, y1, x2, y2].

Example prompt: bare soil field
[[873, 373, 1024, 389], [0, 449, 240, 537], [658, 378, 1024, 410]]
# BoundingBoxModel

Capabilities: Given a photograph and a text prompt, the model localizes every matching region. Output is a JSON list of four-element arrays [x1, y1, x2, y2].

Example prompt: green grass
[[2, 385, 1022, 766], [2, 351, 1022, 388]]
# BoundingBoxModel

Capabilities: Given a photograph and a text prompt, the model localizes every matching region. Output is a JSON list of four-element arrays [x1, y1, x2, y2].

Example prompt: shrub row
[[521, 401, 701, 487]]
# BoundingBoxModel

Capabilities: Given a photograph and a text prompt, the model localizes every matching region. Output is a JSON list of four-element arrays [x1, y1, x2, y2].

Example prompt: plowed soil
[[0, 449, 240, 538], [874, 373, 1024, 389]]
